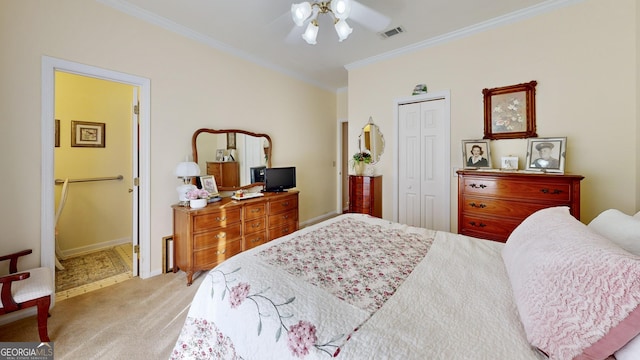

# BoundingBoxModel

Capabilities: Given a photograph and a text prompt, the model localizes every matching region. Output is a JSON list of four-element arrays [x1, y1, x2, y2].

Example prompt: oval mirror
[[192, 128, 272, 191], [359, 117, 385, 164]]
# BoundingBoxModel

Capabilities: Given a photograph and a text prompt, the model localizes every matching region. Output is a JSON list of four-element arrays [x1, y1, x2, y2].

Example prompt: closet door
[[398, 99, 448, 230]]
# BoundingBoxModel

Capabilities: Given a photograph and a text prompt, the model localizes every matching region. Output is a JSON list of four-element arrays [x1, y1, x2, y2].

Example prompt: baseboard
[[300, 211, 339, 228], [60, 237, 131, 258], [0, 307, 38, 326]]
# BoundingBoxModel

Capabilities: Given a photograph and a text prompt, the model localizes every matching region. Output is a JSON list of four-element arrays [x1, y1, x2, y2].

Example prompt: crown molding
[[345, 0, 585, 71]]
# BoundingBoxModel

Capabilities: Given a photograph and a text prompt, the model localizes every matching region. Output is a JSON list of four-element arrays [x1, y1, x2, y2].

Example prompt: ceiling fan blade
[[349, 1, 391, 33]]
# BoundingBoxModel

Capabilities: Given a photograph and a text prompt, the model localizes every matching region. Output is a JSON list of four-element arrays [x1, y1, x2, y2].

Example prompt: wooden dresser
[[348, 175, 382, 218], [457, 170, 583, 242], [206, 161, 240, 188], [172, 191, 299, 285]]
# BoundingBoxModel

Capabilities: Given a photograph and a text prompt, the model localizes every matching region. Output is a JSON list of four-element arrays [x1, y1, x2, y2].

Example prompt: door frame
[[41, 56, 152, 282], [392, 90, 451, 225]]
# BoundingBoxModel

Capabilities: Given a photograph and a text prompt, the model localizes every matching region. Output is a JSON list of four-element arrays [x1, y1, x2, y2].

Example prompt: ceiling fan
[[289, 0, 391, 44]]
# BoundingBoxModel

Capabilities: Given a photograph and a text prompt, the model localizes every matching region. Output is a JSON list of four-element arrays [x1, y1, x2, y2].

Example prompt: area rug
[[55, 247, 130, 293]]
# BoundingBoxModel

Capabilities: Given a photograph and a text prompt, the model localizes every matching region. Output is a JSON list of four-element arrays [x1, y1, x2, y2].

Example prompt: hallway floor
[[55, 243, 133, 301]]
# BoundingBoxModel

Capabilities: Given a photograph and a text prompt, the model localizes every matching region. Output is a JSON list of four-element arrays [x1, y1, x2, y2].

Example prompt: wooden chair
[[0, 249, 53, 342]]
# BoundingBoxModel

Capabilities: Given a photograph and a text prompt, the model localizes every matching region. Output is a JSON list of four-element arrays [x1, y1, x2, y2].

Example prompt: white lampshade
[[291, 2, 312, 27], [330, 0, 352, 20], [334, 19, 352, 42], [174, 161, 200, 178], [302, 20, 319, 45]]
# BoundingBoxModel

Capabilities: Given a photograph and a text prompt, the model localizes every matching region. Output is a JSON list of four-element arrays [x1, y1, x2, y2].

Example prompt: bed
[[170, 208, 640, 360]]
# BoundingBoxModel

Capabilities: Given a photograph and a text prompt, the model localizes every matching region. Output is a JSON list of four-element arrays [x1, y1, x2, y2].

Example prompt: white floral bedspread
[[170, 214, 544, 360]]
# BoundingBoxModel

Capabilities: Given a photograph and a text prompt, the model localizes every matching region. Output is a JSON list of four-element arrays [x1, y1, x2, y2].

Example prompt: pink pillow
[[502, 207, 640, 360]]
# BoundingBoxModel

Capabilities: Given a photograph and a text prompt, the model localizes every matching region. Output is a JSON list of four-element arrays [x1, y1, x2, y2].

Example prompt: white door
[[397, 95, 450, 231]]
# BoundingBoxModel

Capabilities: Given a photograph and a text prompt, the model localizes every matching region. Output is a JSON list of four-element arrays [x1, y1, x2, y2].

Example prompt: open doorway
[[41, 56, 152, 304], [53, 72, 136, 299]]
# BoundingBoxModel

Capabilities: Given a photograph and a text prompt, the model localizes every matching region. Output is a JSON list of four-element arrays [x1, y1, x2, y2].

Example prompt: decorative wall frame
[[71, 120, 105, 147], [227, 132, 236, 149], [55, 119, 60, 147], [483, 81, 537, 140], [525, 137, 567, 173], [462, 139, 492, 169]]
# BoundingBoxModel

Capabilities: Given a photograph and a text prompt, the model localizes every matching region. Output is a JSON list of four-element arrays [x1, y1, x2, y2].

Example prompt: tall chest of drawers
[[457, 170, 584, 242], [172, 191, 299, 285], [348, 175, 382, 218]]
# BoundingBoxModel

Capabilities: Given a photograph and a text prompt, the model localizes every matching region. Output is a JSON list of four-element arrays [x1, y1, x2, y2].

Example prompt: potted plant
[[186, 188, 210, 209], [352, 151, 372, 175]]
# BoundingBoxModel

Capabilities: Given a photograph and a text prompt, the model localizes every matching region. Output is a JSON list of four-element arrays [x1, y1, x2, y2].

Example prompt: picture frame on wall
[[227, 132, 236, 149], [525, 137, 567, 173], [462, 139, 492, 169], [71, 120, 105, 147], [199, 175, 219, 196], [55, 119, 60, 147], [483, 81, 538, 140]]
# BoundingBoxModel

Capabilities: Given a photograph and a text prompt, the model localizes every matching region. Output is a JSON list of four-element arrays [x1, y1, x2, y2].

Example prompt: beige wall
[[0, 0, 337, 272], [55, 72, 133, 254], [348, 0, 639, 229]]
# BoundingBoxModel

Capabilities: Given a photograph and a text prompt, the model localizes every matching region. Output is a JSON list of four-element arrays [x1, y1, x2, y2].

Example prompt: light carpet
[[0, 271, 204, 359]]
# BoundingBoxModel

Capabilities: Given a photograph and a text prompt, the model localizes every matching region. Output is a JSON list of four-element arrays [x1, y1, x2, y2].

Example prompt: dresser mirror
[[359, 117, 385, 164], [192, 128, 272, 191]]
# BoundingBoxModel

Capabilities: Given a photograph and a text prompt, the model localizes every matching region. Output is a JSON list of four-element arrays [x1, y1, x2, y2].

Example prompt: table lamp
[[175, 161, 200, 205]]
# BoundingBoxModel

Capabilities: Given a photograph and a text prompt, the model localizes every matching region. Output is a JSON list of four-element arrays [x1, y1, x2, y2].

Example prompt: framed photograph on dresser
[[462, 139, 492, 169], [525, 137, 566, 173], [199, 175, 219, 196]]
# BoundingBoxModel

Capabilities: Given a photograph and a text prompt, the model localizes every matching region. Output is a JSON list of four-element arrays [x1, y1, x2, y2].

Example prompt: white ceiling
[[99, 0, 570, 91]]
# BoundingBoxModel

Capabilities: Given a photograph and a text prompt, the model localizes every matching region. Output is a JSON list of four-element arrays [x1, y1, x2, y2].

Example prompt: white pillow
[[588, 209, 640, 255], [616, 334, 640, 360]]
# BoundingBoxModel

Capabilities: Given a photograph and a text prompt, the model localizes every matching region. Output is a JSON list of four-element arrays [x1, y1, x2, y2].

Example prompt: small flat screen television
[[264, 167, 296, 192], [250, 166, 266, 183]]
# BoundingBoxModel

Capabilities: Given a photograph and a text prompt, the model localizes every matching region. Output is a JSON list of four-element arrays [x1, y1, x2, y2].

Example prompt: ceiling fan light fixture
[[330, 0, 352, 20], [302, 20, 319, 44], [291, 2, 313, 27], [334, 18, 352, 41]]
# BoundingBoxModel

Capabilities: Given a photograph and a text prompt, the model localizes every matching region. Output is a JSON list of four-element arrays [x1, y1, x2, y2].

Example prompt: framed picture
[[55, 119, 60, 147], [215, 149, 225, 161], [501, 156, 519, 170], [525, 137, 567, 173], [71, 120, 105, 147], [227, 132, 236, 149], [462, 139, 492, 169], [199, 175, 219, 196], [483, 81, 538, 140]]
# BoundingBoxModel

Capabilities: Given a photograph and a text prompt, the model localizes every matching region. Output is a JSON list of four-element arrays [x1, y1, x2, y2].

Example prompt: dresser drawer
[[461, 177, 572, 202], [193, 208, 241, 232], [268, 208, 298, 228], [193, 238, 242, 267], [460, 195, 557, 219], [193, 224, 242, 250], [268, 223, 297, 241], [269, 195, 298, 215], [458, 214, 521, 242], [244, 203, 266, 220], [244, 218, 266, 235], [243, 232, 268, 251]]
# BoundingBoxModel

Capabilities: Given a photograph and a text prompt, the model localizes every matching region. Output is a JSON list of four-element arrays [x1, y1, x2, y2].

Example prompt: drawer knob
[[469, 202, 486, 209], [251, 208, 261, 213], [469, 183, 487, 189], [281, 227, 289, 234], [251, 238, 261, 243], [216, 216, 227, 221], [540, 188, 563, 195], [469, 221, 487, 228], [216, 233, 226, 239], [216, 249, 226, 255], [252, 223, 261, 228], [282, 215, 289, 219], [282, 202, 290, 207]]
